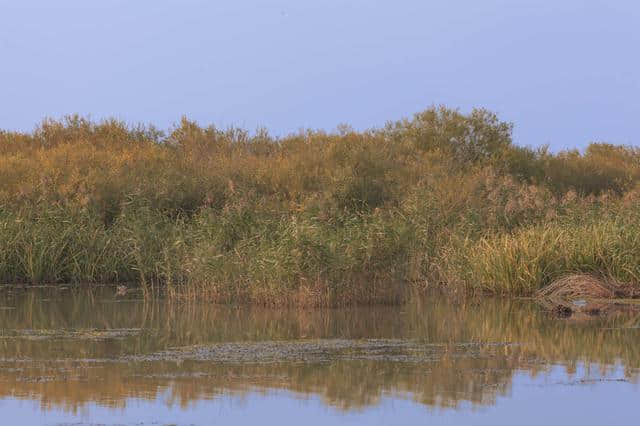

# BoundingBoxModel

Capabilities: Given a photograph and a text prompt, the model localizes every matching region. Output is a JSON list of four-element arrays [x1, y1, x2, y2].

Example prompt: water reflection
[[0, 288, 638, 415]]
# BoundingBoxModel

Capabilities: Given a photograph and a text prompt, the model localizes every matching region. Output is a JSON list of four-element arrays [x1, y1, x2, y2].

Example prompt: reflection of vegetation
[[0, 290, 638, 412], [2, 109, 640, 304]]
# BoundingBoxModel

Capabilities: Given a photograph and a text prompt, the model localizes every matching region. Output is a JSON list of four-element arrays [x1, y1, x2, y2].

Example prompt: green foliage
[[445, 207, 640, 295], [1, 107, 639, 304], [383, 107, 513, 163]]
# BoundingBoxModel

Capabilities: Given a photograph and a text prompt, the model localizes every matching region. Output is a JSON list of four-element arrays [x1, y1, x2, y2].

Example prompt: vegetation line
[[1, 107, 639, 305]]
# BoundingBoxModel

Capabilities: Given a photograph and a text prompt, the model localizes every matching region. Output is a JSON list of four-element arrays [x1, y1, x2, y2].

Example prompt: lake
[[0, 287, 638, 425]]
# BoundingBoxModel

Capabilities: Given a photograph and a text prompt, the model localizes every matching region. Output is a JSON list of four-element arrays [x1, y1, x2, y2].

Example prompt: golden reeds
[[1, 108, 639, 304]]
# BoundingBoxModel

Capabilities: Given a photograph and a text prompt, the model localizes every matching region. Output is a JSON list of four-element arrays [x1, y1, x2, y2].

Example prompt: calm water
[[0, 288, 638, 425]]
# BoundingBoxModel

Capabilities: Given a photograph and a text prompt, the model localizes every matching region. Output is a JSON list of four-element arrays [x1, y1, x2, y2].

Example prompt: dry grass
[[537, 274, 640, 300], [1, 108, 640, 304], [535, 274, 640, 320]]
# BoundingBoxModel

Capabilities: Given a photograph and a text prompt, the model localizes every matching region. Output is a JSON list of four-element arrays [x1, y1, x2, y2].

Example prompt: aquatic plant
[[1, 107, 639, 304]]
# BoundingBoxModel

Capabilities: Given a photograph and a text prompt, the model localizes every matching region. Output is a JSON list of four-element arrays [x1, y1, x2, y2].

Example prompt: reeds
[[1, 108, 639, 304], [445, 211, 640, 295]]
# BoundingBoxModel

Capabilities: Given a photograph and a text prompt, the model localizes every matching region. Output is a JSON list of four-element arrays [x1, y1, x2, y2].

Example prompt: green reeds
[[445, 212, 640, 295], [1, 108, 639, 304]]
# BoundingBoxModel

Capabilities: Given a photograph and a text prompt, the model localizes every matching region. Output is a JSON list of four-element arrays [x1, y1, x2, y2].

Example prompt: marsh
[[0, 287, 638, 425]]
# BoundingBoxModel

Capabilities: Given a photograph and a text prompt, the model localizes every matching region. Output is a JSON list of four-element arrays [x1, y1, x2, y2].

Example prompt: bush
[[1, 108, 639, 304]]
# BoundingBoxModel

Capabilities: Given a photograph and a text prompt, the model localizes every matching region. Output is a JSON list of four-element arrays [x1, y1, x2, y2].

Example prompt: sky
[[1, 0, 638, 150]]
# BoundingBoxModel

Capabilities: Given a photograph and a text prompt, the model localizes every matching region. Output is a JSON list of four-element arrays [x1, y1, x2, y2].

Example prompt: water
[[0, 287, 638, 425]]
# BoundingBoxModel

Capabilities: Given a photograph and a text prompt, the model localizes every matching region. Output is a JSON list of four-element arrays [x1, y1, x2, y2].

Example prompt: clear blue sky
[[1, 0, 638, 150]]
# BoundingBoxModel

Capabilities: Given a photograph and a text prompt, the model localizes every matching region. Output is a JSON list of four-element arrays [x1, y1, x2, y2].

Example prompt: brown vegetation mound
[[537, 274, 640, 300], [537, 274, 640, 319]]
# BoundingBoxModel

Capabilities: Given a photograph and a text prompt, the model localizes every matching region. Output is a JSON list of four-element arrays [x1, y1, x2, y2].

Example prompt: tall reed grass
[[1, 108, 639, 305]]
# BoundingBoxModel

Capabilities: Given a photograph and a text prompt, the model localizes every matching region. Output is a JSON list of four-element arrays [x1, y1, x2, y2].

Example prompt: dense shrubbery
[[1, 107, 639, 305]]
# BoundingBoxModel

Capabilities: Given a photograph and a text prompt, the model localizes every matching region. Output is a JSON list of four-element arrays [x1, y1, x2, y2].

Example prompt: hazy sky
[[1, 0, 638, 149]]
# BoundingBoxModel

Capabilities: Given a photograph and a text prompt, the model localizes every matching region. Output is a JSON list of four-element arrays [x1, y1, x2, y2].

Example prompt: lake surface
[[0, 287, 638, 425]]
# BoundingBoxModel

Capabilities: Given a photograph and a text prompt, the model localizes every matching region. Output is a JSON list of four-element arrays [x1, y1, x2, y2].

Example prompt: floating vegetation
[[0, 328, 142, 341]]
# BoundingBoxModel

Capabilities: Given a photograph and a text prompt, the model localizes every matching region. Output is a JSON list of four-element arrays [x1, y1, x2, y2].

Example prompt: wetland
[[0, 287, 638, 425], [3, 109, 640, 423]]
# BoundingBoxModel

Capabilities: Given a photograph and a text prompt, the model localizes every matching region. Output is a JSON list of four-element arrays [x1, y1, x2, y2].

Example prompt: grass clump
[[1, 108, 640, 305], [537, 274, 640, 300], [444, 208, 640, 295]]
